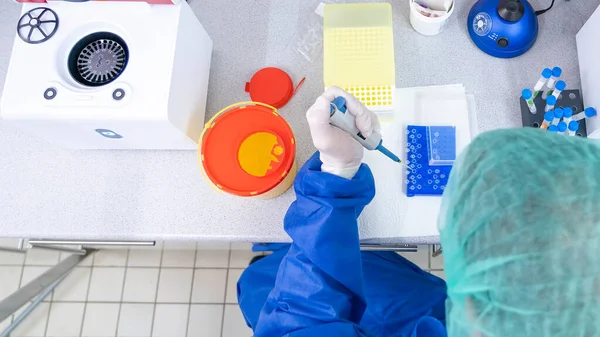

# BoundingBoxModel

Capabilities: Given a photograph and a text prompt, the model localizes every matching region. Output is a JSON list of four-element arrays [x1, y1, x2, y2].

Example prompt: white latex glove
[[306, 86, 381, 179]]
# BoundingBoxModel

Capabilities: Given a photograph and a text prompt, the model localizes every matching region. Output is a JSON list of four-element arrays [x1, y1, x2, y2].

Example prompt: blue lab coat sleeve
[[253, 151, 375, 336], [238, 152, 448, 337]]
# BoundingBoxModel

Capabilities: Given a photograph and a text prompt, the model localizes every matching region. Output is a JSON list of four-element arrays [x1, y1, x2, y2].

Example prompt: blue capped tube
[[568, 120, 579, 136], [534, 68, 552, 93], [548, 124, 558, 133], [552, 80, 566, 99], [541, 111, 554, 130], [546, 66, 562, 89], [522, 89, 536, 114], [552, 108, 563, 125], [545, 95, 557, 112], [557, 121, 567, 134], [572, 107, 597, 122], [563, 106, 574, 125]]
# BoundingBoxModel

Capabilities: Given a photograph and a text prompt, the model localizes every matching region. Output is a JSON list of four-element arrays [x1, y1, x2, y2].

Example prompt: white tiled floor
[[0, 242, 444, 337]]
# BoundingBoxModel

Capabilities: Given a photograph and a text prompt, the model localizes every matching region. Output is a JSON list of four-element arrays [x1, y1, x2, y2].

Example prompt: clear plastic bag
[[294, 1, 339, 63], [295, 13, 323, 63]]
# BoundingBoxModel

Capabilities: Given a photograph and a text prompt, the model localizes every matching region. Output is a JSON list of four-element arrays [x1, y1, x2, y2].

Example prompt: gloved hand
[[306, 86, 381, 179]]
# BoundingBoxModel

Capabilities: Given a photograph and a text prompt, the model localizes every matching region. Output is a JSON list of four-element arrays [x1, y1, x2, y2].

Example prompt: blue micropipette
[[329, 96, 403, 165]]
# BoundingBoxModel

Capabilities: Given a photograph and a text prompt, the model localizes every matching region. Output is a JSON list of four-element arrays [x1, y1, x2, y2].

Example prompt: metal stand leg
[[359, 244, 418, 252], [0, 249, 96, 335], [0, 276, 64, 337], [432, 244, 443, 258]]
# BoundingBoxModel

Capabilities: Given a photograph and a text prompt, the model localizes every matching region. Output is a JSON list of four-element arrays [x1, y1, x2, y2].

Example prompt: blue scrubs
[[237, 152, 447, 336]]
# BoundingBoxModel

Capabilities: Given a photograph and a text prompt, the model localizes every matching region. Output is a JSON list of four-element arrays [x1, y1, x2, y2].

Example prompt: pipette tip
[[375, 143, 406, 167]]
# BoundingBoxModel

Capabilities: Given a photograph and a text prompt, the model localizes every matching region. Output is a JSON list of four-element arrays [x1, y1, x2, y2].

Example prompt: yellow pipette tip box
[[324, 3, 396, 111]]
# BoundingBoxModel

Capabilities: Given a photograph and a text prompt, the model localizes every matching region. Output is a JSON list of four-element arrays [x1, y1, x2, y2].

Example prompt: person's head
[[438, 128, 600, 336]]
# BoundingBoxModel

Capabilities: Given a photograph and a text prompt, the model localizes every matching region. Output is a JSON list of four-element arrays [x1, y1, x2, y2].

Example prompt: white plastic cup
[[409, 0, 455, 36]]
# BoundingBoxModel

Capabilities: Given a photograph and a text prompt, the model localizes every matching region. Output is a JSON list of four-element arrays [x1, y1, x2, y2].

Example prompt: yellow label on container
[[238, 132, 284, 177]]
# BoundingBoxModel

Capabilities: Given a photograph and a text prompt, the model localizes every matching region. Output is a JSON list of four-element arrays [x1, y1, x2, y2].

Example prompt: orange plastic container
[[199, 102, 297, 199]]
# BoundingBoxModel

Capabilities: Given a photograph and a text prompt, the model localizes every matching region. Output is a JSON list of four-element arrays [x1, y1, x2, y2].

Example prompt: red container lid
[[245, 67, 294, 108], [199, 102, 296, 196]]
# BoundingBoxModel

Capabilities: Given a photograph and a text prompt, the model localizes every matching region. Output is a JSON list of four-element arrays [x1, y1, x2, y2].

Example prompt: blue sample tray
[[405, 125, 454, 197]]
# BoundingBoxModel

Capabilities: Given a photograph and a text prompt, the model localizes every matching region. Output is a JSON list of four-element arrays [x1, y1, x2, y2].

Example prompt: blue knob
[[330, 96, 347, 115]]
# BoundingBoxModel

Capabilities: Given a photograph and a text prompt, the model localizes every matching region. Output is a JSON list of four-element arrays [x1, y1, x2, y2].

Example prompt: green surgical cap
[[438, 128, 600, 337]]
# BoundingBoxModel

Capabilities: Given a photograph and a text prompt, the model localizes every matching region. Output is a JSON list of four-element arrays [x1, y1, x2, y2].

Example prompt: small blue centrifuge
[[468, 0, 538, 58]]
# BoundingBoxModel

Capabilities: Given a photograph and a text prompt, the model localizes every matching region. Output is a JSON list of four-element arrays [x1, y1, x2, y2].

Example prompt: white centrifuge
[[1, 0, 213, 150]]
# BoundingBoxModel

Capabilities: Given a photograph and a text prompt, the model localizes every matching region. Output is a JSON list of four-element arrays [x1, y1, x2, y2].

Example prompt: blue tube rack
[[405, 125, 454, 197]]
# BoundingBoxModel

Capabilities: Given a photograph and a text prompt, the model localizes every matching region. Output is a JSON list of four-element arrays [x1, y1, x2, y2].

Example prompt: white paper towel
[[358, 84, 478, 240]]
